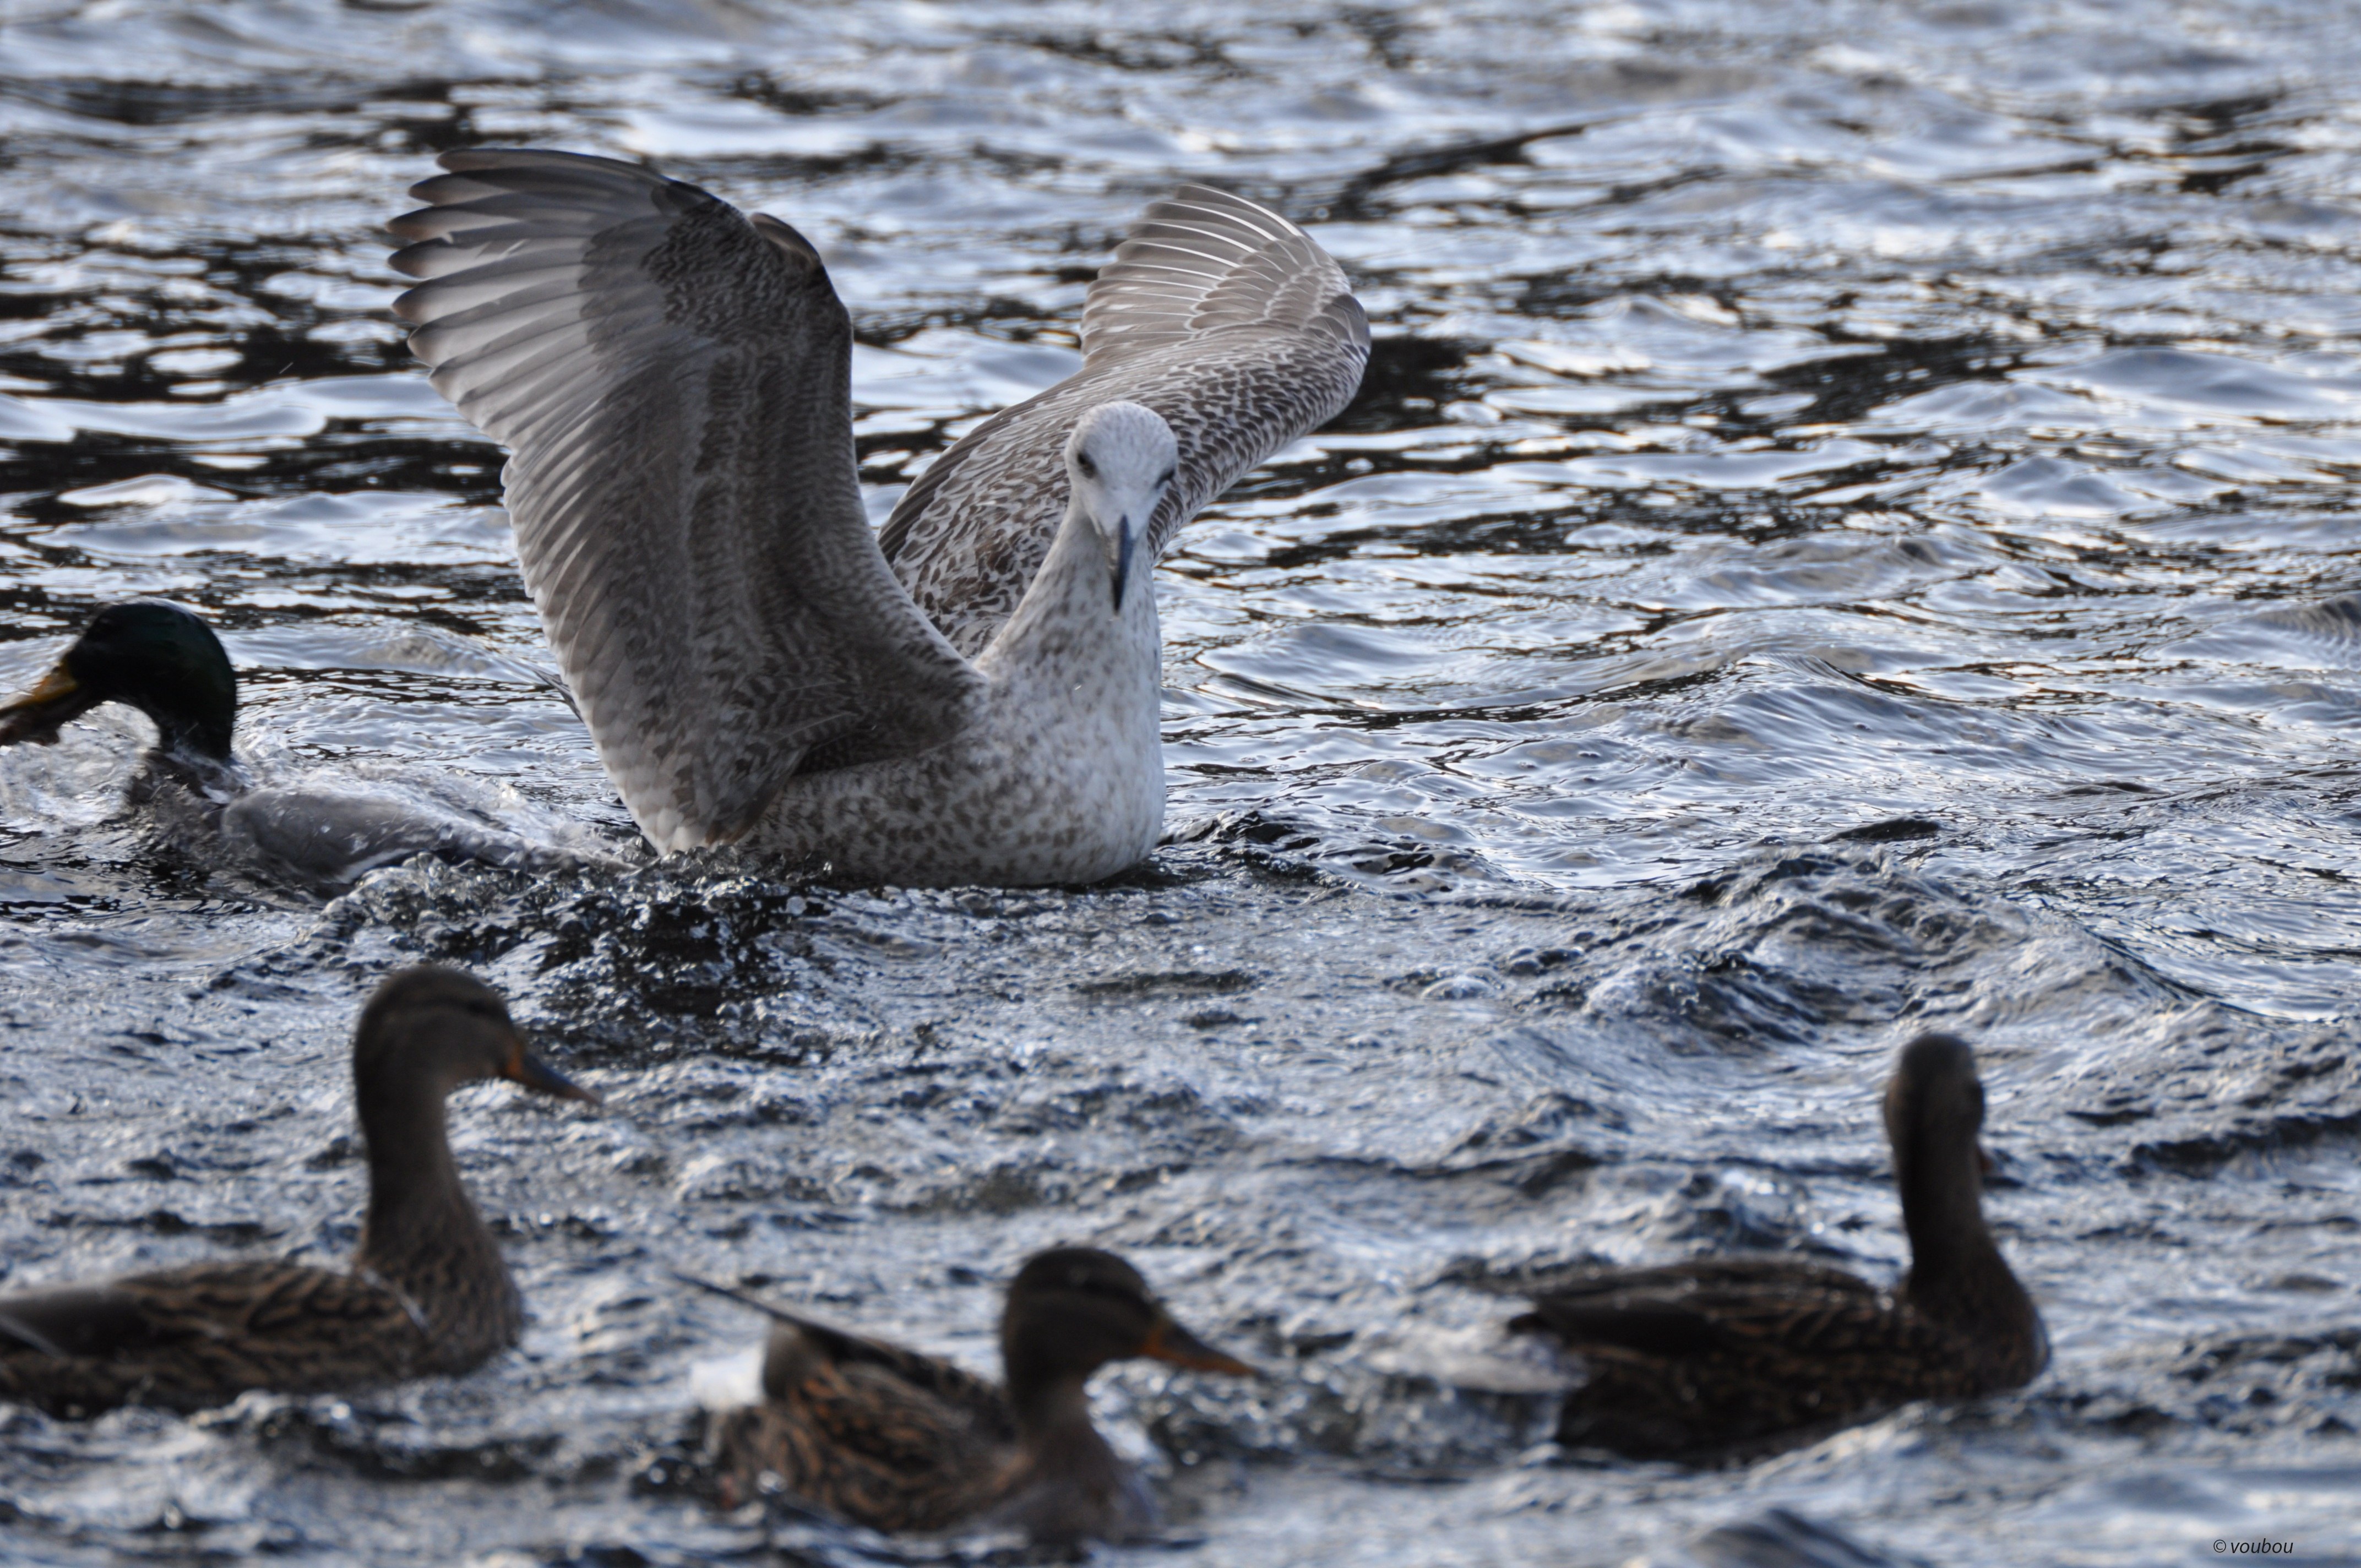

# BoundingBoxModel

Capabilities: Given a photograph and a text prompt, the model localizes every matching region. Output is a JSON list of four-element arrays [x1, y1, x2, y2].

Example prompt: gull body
[[750, 405, 1174, 885], [389, 151, 1366, 886]]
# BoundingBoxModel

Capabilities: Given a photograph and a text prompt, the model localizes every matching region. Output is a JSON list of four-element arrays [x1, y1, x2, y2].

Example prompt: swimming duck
[[0, 600, 237, 766], [706, 1246, 1256, 1547], [1512, 1032, 2047, 1459], [390, 150, 1367, 884], [0, 966, 596, 1417], [0, 600, 586, 887]]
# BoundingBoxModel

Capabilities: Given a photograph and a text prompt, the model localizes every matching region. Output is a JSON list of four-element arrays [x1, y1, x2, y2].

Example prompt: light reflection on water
[[2, 1, 2360, 1563]]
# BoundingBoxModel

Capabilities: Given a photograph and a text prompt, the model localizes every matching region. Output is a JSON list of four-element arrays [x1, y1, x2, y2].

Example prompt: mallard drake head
[[1000, 1246, 1254, 1394], [1065, 404, 1177, 613], [0, 600, 237, 761], [354, 965, 597, 1111]]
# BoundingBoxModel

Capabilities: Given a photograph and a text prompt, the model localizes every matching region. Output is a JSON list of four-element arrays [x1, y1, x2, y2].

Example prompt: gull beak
[[1112, 516, 1136, 614], [501, 1036, 600, 1104], [1140, 1314, 1260, 1378], [0, 662, 96, 747]]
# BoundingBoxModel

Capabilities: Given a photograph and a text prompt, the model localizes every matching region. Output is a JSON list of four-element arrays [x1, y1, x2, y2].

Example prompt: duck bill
[[502, 1041, 600, 1104], [0, 662, 97, 746], [1141, 1316, 1258, 1378]]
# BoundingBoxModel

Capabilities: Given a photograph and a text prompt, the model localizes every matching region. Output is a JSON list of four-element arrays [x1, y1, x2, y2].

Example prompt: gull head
[[1066, 401, 1178, 613]]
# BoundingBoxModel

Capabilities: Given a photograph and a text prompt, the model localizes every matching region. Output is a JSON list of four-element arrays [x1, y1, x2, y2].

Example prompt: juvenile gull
[[389, 151, 1368, 885]]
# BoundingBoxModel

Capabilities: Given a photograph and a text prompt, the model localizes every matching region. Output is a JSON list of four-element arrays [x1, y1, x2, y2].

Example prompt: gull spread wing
[[1080, 182, 1370, 363], [390, 150, 983, 849], [879, 184, 1369, 656]]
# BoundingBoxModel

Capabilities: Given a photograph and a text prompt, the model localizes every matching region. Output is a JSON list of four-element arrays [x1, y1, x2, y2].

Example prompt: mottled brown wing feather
[[760, 1313, 1015, 1441], [390, 149, 984, 850], [0, 1261, 426, 1416], [1517, 1256, 1881, 1343], [878, 184, 1368, 657], [716, 1316, 1013, 1532], [1516, 1257, 1976, 1458]]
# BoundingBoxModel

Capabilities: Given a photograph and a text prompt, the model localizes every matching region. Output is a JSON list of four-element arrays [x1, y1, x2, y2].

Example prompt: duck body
[[0, 600, 586, 890], [709, 1248, 1252, 1547], [390, 151, 1366, 886], [715, 1313, 1020, 1533], [1515, 1035, 2047, 1460], [1514, 1254, 2033, 1457], [0, 1264, 439, 1417], [0, 967, 592, 1417], [213, 781, 577, 894]]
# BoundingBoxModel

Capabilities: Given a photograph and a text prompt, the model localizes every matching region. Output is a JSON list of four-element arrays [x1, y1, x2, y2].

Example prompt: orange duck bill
[[1140, 1315, 1259, 1378], [0, 662, 97, 745], [498, 1039, 600, 1104]]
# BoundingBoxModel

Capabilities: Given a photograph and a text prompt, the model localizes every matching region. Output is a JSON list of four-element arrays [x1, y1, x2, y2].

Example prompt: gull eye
[[1156, 467, 1176, 488], [1077, 453, 1098, 479]]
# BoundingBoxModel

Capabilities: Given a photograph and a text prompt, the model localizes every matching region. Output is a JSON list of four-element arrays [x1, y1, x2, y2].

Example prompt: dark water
[[3, 1, 2360, 1562]]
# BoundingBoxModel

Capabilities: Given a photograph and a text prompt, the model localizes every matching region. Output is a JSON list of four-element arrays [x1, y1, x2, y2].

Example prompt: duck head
[[354, 965, 598, 1117], [1884, 1032, 1983, 1166], [1064, 403, 1177, 613], [0, 601, 237, 761], [1000, 1246, 1254, 1405], [1884, 1031, 1990, 1246]]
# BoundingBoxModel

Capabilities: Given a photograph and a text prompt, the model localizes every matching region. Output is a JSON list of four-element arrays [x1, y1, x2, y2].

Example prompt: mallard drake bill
[[0, 659, 97, 744]]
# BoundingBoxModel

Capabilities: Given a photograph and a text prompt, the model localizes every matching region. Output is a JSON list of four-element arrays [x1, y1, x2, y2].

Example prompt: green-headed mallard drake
[[0, 600, 590, 887], [1512, 1032, 2046, 1459], [0, 600, 238, 765], [708, 1247, 1256, 1547], [0, 966, 596, 1417]]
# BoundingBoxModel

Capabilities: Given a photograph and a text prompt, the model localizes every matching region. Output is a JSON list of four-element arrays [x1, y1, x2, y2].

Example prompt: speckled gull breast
[[388, 150, 1367, 886]]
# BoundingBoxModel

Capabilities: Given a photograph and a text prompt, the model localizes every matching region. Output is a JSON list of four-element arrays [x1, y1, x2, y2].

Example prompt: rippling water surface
[[4, 1, 2361, 1562]]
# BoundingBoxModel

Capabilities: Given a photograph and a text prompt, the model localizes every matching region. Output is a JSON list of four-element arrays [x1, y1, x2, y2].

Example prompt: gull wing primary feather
[[1081, 182, 1370, 362], [878, 183, 1369, 656], [389, 149, 984, 850]]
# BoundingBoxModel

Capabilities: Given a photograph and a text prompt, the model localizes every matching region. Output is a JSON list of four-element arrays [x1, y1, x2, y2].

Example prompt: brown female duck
[[1513, 1032, 2046, 1458], [709, 1246, 1255, 1547], [0, 966, 595, 1417]]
